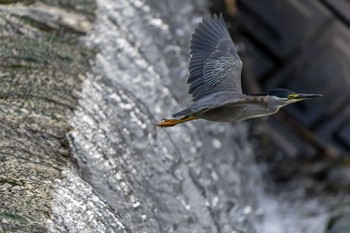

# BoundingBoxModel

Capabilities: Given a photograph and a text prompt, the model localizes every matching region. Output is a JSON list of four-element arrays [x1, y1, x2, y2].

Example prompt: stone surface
[[67, 0, 259, 232], [0, 0, 260, 232], [0, 1, 93, 231]]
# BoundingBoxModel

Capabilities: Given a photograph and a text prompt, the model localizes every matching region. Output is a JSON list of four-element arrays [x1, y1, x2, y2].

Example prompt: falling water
[[47, 0, 339, 232], [49, 0, 260, 232]]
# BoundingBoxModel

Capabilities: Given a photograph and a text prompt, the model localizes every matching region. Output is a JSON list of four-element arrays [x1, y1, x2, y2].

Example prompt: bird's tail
[[172, 107, 193, 118], [156, 115, 198, 127]]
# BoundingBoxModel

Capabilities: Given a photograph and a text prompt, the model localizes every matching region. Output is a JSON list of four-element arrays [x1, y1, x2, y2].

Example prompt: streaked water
[[49, 0, 260, 232], [48, 0, 341, 232]]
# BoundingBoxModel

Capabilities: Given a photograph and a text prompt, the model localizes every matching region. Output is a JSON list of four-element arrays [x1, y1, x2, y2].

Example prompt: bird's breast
[[199, 101, 278, 122]]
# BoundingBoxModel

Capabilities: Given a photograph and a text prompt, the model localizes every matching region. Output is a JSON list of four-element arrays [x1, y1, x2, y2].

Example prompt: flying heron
[[157, 14, 322, 127]]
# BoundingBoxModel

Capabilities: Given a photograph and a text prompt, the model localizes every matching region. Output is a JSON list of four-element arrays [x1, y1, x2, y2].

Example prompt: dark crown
[[267, 88, 294, 98]]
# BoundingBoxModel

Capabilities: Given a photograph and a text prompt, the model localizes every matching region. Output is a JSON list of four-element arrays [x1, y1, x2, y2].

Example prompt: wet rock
[[326, 213, 350, 233], [0, 0, 94, 232], [0, 0, 259, 232]]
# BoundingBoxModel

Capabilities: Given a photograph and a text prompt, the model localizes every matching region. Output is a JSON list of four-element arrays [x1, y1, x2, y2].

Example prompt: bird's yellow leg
[[156, 116, 199, 127]]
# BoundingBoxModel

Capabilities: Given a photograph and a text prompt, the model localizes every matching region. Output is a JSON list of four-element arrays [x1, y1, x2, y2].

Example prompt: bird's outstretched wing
[[188, 14, 242, 102]]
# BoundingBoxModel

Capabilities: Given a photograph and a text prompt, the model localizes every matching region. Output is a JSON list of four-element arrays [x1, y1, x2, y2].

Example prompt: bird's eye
[[288, 93, 298, 99]]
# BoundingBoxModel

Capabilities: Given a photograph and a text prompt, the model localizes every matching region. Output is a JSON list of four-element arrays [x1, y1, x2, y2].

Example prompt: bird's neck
[[268, 95, 288, 109]]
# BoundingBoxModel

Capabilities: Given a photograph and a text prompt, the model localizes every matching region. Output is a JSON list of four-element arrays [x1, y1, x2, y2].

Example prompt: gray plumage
[[187, 14, 242, 101], [173, 14, 256, 121], [157, 14, 321, 127]]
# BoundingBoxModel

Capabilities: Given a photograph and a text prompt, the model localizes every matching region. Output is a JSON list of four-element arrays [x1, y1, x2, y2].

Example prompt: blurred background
[[1, 0, 349, 232], [208, 0, 350, 231], [211, 0, 350, 156]]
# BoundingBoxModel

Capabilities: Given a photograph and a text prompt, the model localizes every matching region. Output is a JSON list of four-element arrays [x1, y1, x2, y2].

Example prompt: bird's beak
[[294, 93, 323, 100]]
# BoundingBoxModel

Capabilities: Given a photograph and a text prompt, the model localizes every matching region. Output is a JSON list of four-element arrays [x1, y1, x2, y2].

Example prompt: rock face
[[0, 1, 93, 232], [0, 0, 259, 232]]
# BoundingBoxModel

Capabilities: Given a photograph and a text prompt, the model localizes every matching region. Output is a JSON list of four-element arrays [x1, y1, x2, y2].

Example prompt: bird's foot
[[156, 116, 199, 128], [156, 118, 179, 127]]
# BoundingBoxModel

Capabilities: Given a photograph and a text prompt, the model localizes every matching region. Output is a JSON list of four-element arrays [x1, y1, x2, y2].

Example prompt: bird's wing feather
[[187, 13, 242, 102]]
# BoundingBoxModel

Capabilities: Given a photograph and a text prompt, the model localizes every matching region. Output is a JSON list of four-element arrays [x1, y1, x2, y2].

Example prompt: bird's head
[[268, 88, 322, 104], [254, 88, 322, 107]]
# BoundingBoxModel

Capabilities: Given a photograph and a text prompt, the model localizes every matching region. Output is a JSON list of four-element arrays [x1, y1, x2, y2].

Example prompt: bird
[[156, 13, 322, 127]]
